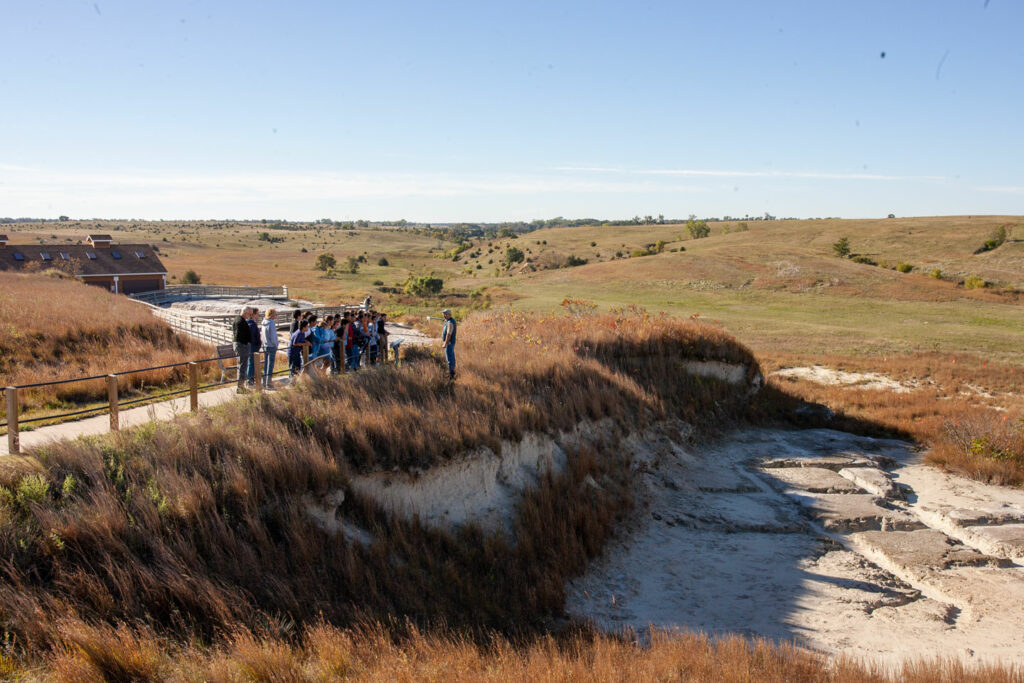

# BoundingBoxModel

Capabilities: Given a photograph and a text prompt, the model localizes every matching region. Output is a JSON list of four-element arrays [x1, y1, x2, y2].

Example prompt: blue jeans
[[445, 344, 456, 378], [263, 346, 277, 386], [348, 345, 361, 370], [247, 344, 260, 382]]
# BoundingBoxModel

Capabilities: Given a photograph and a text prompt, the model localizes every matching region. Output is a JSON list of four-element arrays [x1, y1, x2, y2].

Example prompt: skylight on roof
[[40, 252, 51, 261], [86, 252, 96, 260], [111, 251, 122, 259], [135, 251, 146, 258], [60, 253, 70, 260], [13, 252, 24, 261]]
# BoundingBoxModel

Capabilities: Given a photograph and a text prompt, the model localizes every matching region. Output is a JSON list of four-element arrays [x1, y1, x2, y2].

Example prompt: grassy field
[[7, 215, 1022, 362], [0, 271, 215, 425]]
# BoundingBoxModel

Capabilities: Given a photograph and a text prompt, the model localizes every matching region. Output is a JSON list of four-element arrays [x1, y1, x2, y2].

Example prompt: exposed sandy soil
[[565, 427, 1024, 668], [771, 366, 910, 392]]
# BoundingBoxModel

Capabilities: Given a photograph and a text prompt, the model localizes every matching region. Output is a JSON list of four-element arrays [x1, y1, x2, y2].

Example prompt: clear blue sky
[[1, 0, 1021, 222]]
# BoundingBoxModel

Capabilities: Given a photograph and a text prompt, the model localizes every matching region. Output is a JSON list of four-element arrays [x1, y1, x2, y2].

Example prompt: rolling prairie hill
[[6, 215, 1023, 361]]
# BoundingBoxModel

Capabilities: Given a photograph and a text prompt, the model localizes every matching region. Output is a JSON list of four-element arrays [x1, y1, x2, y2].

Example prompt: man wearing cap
[[441, 309, 457, 380]]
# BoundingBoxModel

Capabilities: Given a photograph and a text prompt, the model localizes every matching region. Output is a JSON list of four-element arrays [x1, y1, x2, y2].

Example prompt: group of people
[[231, 306, 392, 393], [285, 309, 390, 377], [231, 305, 457, 394]]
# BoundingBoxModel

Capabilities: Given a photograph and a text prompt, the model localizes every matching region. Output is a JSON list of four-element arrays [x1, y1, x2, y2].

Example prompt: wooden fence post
[[5, 387, 18, 455], [188, 362, 199, 412], [107, 375, 119, 432]]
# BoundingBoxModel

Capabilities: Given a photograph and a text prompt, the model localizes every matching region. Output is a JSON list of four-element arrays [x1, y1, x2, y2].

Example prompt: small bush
[[852, 255, 876, 266], [377, 257, 389, 267], [832, 236, 851, 258], [964, 275, 988, 289], [631, 249, 653, 258], [403, 274, 444, 297], [181, 269, 201, 285], [314, 253, 337, 271], [565, 255, 588, 267], [930, 269, 942, 279], [896, 262, 913, 273]]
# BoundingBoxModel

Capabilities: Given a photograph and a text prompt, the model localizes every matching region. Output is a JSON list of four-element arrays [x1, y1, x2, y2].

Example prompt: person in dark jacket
[[232, 307, 253, 393], [289, 309, 302, 335], [246, 308, 261, 386], [441, 308, 456, 380]]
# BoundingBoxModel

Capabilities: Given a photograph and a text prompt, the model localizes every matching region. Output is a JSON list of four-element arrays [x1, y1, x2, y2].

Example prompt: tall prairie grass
[[0, 272, 213, 413], [0, 310, 759, 673]]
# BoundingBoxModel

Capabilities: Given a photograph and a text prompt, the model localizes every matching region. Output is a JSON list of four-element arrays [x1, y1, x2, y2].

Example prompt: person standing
[[367, 312, 380, 365], [246, 308, 261, 386], [441, 308, 457, 380], [289, 309, 302, 335], [261, 308, 279, 388], [377, 312, 389, 362], [288, 320, 311, 376], [232, 306, 253, 393], [346, 313, 362, 370], [331, 316, 343, 373]]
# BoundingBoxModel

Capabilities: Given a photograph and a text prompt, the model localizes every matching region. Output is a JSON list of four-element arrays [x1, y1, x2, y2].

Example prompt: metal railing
[[130, 284, 289, 305], [130, 298, 369, 346]]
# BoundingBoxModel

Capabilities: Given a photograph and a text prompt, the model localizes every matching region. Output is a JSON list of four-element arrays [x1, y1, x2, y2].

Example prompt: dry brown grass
[[0, 310, 757, 673], [31, 620, 1022, 682], [757, 351, 1024, 486], [0, 272, 213, 413]]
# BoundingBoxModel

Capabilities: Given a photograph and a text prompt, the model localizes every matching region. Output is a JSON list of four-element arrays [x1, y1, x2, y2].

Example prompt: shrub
[[964, 275, 988, 289], [590, 241, 597, 247], [832, 236, 851, 258], [503, 246, 525, 268], [403, 274, 444, 296], [565, 255, 588, 267], [181, 269, 201, 284], [930, 269, 943, 279], [343, 256, 360, 274], [300, 247, 308, 253], [736, 221, 749, 232], [896, 262, 913, 273], [314, 253, 337, 271], [631, 249, 652, 258], [852, 255, 876, 266], [686, 219, 710, 239], [377, 257, 389, 267]]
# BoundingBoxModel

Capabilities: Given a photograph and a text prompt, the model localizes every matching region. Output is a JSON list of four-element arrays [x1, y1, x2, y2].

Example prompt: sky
[[1, 0, 1022, 222]]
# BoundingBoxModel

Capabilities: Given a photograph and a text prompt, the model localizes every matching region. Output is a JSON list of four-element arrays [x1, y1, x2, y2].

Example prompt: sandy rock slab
[[960, 523, 1024, 559], [760, 467, 862, 494], [852, 529, 1010, 572], [838, 467, 903, 499], [794, 494, 924, 532], [760, 454, 876, 472]]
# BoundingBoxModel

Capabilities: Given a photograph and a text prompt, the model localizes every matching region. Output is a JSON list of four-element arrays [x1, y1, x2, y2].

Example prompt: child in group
[[289, 320, 311, 376]]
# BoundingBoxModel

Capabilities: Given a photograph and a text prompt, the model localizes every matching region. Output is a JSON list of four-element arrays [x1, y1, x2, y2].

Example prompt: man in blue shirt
[[289, 320, 311, 376], [441, 308, 457, 380]]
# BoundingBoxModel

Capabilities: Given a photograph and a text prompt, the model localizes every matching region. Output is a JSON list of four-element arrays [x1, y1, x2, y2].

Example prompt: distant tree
[[404, 274, 443, 296], [832, 236, 851, 258], [314, 252, 337, 271], [343, 256, 360, 274], [686, 219, 710, 239], [58, 215, 69, 222], [504, 246, 525, 267], [181, 269, 201, 284], [887, 213, 896, 219]]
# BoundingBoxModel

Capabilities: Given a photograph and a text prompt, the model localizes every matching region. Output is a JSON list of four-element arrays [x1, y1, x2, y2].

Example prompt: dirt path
[[3, 322, 434, 457], [566, 427, 1024, 667]]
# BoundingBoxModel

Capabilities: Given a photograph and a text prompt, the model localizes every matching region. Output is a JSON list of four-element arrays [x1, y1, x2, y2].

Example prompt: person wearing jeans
[[232, 306, 253, 394], [441, 308, 456, 380], [261, 308, 279, 388]]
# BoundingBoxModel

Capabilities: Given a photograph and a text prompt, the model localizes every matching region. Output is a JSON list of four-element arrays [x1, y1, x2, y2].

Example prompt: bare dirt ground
[[566, 426, 1024, 668]]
